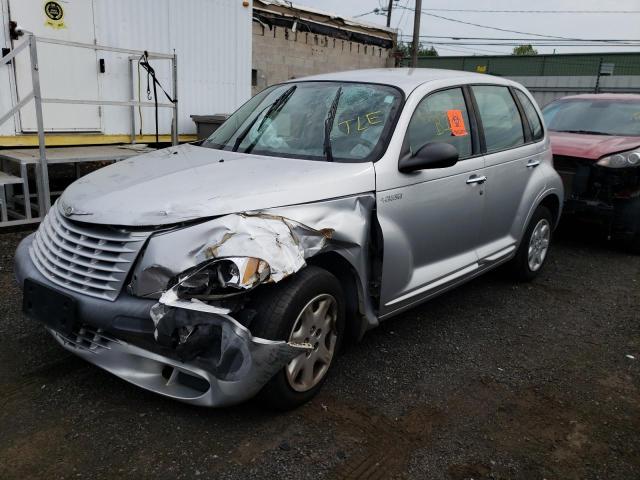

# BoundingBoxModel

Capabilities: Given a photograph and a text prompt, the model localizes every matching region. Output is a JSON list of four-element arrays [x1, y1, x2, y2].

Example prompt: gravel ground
[[0, 224, 638, 479]]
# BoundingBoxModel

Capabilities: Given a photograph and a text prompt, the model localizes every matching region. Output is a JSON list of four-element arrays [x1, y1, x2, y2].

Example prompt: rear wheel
[[249, 266, 345, 410], [509, 205, 553, 281]]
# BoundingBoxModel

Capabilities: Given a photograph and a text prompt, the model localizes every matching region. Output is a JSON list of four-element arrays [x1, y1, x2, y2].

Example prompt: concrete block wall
[[252, 23, 393, 95]]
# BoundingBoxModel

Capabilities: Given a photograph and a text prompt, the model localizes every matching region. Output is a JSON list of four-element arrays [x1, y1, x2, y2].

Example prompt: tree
[[397, 41, 438, 57], [512, 44, 538, 56]]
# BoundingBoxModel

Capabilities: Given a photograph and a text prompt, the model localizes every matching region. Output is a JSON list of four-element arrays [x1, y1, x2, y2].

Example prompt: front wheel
[[249, 266, 345, 410], [508, 205, 553, 281]]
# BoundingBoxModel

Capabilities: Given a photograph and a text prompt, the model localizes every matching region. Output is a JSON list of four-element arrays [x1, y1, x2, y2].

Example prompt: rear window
[[472, 86, 525, 153], [542, 99, 640, 136]]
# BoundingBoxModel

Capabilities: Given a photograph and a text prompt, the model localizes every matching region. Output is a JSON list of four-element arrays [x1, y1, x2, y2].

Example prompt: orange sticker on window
[[447, 110, 468, 136]]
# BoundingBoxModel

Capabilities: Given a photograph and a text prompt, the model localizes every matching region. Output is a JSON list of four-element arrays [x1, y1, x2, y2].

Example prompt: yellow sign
[[476, 65, 487, 73], [44, 1, 65, 29]]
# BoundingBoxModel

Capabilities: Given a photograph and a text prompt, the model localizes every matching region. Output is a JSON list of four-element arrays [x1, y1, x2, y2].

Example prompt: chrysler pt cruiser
[[15, 69, 563, 409]]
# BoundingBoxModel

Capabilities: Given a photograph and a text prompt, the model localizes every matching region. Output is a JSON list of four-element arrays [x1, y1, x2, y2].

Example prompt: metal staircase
[[0, 33, 178, 227]]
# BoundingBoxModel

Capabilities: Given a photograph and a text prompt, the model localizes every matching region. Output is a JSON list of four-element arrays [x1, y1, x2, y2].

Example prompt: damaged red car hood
[[58, 144, 376, 226], [549, 131, 640, 160]]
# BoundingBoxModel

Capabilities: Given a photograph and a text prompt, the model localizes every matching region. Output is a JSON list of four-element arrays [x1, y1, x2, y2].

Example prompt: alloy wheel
[[286, 294, 338, 392], [528, 218, 551, 272]]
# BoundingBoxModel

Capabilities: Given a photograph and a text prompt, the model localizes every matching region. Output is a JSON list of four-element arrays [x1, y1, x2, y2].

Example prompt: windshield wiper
[[555, 129, 612, 136], [232, 85, 297, 153], [323, 87, 342, 162]]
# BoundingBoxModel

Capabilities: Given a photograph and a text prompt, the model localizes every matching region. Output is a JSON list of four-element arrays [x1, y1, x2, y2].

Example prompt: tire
[[249, 265, 346, 410], [508, 205, 553, 282]]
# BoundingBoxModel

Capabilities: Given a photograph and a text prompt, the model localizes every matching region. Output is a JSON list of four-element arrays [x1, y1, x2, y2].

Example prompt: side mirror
[[399, 142, 459, 173]]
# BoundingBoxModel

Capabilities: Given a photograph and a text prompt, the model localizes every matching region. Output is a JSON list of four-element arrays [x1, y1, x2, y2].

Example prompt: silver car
[[15, 69, 563, 409]]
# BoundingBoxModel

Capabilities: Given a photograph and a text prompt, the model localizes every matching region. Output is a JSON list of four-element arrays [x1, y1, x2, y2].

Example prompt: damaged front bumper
[[554, 155, 640, 238], [15, 234, 310, 407]]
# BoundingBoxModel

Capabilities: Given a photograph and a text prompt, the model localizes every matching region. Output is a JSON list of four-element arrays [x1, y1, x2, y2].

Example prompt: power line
[[419, 8, 640, 14], [396, 0, 409, 28], [353, 10, 377, 18], [395, 6, 638, 42], [397, 37, 640, 47], [400, 35, 640, 42], [433, 44, 508, 55]]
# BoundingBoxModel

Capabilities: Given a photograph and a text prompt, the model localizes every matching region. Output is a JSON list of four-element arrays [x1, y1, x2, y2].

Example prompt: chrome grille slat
[[32, 235, 119, 283], [29, 201, 152, 301], [55, 212, 148, 242], [40, 220, 132, 264], [49, 214, 138, 253], [31, 239, 115, 291], [33, 232, 125, 273]]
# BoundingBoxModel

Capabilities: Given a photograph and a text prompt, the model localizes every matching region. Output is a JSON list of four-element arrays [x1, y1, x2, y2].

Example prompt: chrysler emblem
[[60, 201, 91, 217], [62, 203, 74, 216]]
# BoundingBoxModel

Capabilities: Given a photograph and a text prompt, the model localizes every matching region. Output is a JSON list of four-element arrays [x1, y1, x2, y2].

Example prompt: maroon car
[[542, 94, 640, 251]]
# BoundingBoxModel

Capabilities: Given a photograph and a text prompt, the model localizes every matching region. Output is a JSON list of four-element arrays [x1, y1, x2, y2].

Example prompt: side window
[[515, 89, 544, 141], [405, 88, 472, 159], [471, 85, 524, 153]]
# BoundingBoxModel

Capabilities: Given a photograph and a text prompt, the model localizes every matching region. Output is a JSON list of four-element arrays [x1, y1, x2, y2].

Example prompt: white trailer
[[1, 0, 252, 147]]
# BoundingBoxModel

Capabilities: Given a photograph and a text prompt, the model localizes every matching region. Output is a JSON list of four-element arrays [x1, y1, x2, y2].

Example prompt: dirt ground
[[0, 223, 638, 479]]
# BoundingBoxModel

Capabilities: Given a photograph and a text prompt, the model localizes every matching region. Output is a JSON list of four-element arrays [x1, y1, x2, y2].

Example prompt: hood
[[549, 131, 640, 160], [59, 144, 375, 226]]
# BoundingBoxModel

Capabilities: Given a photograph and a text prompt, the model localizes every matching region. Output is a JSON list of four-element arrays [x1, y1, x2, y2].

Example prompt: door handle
[[466, 175, 487, 185], [527, 159, 541, 168]]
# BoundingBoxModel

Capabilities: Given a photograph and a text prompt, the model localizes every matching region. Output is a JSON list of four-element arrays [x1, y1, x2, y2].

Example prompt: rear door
[[9, 0, 102, 132], [470, 85, 547, 262], [376, 86, 486, 316]]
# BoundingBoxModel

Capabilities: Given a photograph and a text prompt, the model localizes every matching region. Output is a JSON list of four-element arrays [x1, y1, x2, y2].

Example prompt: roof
[[555, 93, 640, 101], [254, 0, 396, 36], [289, 68, 514, 95]]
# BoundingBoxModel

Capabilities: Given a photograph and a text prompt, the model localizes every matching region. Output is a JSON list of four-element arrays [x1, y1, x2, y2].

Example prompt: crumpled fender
[[131, 194, 378, 371]]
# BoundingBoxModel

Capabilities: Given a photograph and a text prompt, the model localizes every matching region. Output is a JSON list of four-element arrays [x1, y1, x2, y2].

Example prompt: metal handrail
[[42, 98, 176, 108], [0, 38, 28, 65], [0, 91, 33, 127], [0, 33, 179, 219], [36, 36, 175, 59]]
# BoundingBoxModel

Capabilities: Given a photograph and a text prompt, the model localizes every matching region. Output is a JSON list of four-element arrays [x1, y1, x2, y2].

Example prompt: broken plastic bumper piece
[[48, 302, 311, 407]]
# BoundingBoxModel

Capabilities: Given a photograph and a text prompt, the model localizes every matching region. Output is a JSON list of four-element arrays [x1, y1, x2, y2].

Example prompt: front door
[[376, 86, 485, 317], [9, 0, 101, 132]]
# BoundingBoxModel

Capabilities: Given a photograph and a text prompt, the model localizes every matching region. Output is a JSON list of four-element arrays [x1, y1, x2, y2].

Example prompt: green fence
[[401, 52, 640, 76]]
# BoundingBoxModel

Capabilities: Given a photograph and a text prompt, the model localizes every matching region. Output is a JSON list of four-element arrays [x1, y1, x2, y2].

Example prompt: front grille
[[552, 155, 583, 175], [30, 202, 152, 301], [553, 155, 593, 199]]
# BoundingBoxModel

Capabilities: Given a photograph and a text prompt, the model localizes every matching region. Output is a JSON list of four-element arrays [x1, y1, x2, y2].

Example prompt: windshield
[[203, 82, 403, 162], [542, 99, 640, 136]]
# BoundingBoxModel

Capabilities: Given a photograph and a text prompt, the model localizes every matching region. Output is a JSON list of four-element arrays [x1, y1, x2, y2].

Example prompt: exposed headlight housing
[[597, 149, 640, 168], [173, 257, 270, 300]]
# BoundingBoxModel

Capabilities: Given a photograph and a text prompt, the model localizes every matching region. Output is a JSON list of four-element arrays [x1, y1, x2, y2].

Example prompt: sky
[[290, 0, 640, 56]]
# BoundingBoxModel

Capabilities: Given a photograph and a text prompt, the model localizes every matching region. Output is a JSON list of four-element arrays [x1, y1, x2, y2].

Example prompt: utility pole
[[411, 0, 422, 67], [386, 0, 393, 27]]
